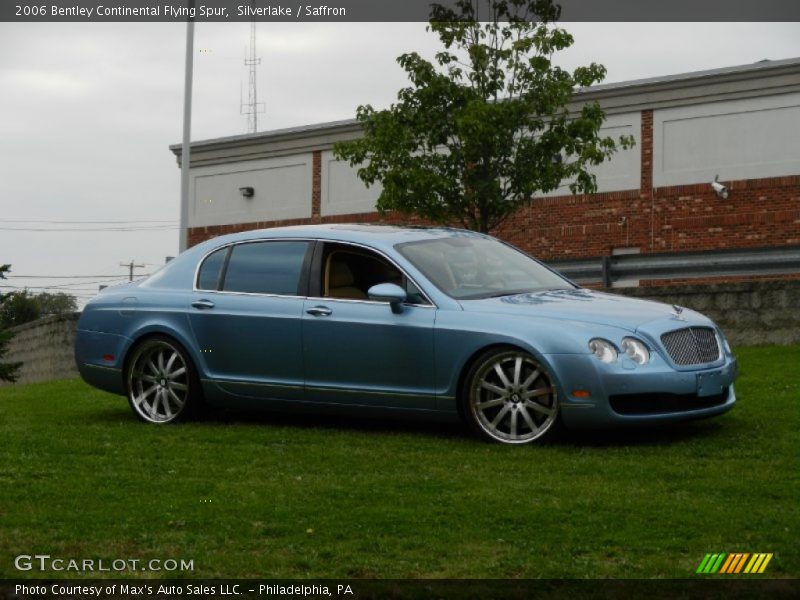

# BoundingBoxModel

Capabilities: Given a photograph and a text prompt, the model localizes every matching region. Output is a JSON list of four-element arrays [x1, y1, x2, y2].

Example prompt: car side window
[[196, 247, 228, 290], [321, 245, 429, 305], [403, 278, 428, 305], [222, 241, 309, 295]]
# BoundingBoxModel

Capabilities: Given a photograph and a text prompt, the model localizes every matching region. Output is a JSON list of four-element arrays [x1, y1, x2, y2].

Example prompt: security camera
[[711, 175, 728, 199], [239, 186, 255, 198]]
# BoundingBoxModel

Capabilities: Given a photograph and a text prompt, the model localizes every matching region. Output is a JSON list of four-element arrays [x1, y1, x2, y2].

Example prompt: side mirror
[[367, 283, 407, 313]]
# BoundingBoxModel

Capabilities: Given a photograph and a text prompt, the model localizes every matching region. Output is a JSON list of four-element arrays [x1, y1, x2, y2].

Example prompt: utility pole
[[179, 0, 195, 253], [120, 261, 145, 282]]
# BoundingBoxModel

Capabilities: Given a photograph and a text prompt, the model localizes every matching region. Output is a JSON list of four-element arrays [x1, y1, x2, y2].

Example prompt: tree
[[0, 290, 77, 328], [36, 292, 78, 316], [0, 264, 22, 383], [334, 0, 634, 233], [0, 289, 41, 329]]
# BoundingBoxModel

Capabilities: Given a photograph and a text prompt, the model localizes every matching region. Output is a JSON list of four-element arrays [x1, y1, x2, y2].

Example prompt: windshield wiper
[[483, 289, 534, 298]]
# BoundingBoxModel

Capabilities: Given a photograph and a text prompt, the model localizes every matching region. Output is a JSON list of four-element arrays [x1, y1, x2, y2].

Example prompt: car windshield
[[395, 235, 575, 300]]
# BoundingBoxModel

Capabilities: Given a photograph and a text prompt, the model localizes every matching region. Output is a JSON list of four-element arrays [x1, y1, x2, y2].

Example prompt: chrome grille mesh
[[660, 327, 720, 366]]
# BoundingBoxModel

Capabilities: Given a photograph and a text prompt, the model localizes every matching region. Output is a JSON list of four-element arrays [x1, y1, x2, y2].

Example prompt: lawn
[[0, 345, 798, 579]]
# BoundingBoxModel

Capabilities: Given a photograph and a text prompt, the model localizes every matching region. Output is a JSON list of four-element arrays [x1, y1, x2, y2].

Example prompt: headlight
[[588, 339, 617, 363], [621, 337, 650, 365]]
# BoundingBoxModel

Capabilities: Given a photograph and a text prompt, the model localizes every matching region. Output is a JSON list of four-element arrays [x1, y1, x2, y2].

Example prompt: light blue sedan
[[75, 225, 737, 444]]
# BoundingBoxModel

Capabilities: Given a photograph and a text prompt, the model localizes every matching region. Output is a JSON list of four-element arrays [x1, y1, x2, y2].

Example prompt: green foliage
[[1, 289, 41, 329], [0, 264, 9, 302], [0, 290, 77, 329], [36, 291, 78, 316], [0, 328, 22, 383], [334, 0, 634, 232], [0, 264, 22, 382]]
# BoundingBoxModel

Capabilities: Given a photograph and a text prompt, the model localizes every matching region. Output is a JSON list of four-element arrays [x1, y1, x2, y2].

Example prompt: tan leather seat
[[326, 260, 367, 299]]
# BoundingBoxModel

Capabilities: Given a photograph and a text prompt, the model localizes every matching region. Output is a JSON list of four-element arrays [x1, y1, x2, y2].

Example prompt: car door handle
[[306, 306, 332, 317], [191, 299, 215, 310]]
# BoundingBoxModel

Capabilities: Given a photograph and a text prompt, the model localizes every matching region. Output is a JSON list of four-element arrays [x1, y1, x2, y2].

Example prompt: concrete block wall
[[612, 280, 800, 346], [0, 313, 80, 386]]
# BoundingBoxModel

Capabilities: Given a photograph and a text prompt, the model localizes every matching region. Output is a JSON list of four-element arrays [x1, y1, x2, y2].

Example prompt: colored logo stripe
[[696, 553, 726, 574], [744, 553, 773, 574], [721, 553, 749, 573], [697, 553, 773, 574], [718, 554, 735, 573]]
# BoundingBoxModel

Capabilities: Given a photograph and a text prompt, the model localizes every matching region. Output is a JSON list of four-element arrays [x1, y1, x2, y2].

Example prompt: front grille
[[610, 388, 730, 415], [661, 327, 720, 366]]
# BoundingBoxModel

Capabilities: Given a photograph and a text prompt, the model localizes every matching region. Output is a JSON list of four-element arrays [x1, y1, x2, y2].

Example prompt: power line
[[0, 226, 178, 232], [0, 280, 133, 290], [0, 276, 143, 289], [0, 219, 177, 224], [8, 274, 145, 279]]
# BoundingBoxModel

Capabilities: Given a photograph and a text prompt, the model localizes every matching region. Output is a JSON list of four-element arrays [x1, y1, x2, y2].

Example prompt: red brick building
[[171, 58, 800, 285]]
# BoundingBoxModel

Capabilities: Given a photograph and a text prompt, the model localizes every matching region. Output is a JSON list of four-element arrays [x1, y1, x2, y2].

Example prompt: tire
[[461, 347, 560, 444], [125, 335, 202, 424]]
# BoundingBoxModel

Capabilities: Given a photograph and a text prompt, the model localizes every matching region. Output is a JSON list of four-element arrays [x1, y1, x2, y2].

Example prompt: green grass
[[1, 345, 798, 579]]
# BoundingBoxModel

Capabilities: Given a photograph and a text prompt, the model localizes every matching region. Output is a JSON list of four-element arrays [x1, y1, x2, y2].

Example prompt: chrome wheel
[[467, 350, 559, 444], [127, 339, 191, 423]]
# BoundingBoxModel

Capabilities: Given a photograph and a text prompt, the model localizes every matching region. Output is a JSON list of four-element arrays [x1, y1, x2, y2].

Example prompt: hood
[[459, 289, 705, 332]]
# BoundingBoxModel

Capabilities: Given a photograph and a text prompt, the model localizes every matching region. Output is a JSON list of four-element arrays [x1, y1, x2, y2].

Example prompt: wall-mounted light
[[711, 175, 728, 200], [239, 186, 255, 198]]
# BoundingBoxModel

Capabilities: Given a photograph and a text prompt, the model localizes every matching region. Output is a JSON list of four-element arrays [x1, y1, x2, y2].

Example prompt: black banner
[[2, 0, 800, 22], [2, 579, 800, 600]]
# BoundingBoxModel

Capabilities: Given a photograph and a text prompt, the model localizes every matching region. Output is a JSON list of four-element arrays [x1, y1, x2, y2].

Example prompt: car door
[[301, 242, 437, 409], [188, 239, 312, 402]]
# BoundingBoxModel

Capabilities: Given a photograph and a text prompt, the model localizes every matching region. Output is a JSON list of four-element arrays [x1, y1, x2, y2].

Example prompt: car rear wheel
[[463, 348, 560, 444], [126, 336, 199, 424]]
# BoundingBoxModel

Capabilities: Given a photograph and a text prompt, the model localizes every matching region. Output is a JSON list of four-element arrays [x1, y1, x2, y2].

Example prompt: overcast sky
[[1, 21, 799, 306]]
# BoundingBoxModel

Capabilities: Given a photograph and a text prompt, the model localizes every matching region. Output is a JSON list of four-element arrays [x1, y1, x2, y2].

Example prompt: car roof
[[200, 224, 487, 251]]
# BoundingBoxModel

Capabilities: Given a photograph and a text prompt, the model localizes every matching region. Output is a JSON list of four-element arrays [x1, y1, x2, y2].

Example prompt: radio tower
[[241, 15, 264, 133]]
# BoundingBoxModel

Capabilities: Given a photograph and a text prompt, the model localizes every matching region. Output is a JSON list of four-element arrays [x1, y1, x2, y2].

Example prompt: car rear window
[[222, 241, 310, 295], [196, 247, 228, 290]]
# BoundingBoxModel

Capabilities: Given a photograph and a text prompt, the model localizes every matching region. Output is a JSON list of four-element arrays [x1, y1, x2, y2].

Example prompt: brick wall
[[186, 107, 800, 284], [495, 175, 800, 260], [0, 313, 80, 386], [311, 150, 322, 223]]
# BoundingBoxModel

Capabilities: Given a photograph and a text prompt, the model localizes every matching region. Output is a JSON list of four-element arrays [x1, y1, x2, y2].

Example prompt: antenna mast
[[241, 12, 264, 133]]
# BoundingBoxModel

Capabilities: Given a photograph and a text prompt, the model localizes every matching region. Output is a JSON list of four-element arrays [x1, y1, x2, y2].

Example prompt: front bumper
[[546, 352, 738, 429]]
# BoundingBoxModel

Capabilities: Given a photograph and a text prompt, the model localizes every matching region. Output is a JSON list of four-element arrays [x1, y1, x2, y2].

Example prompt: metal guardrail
[[546, 246, 800, 286]]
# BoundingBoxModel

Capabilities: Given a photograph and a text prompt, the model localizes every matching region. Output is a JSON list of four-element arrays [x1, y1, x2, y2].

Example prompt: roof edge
[[171, 56, 800, 157]]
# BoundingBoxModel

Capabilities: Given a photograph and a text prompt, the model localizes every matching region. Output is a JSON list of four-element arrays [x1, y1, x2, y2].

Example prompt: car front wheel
[[126, 336, 199, 424], [463, 348, 560, 444]]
